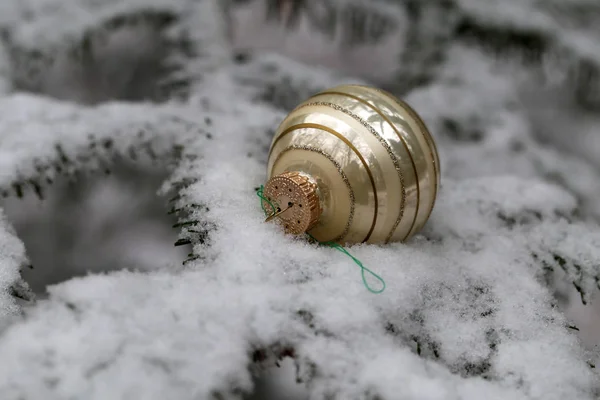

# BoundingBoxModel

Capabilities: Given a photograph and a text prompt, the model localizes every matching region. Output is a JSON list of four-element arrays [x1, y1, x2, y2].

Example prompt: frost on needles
[[0, 0, 597, 399]]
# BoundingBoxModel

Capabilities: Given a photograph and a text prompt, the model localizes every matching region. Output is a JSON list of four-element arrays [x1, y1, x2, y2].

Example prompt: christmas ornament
[[262, 84, 440, 245]]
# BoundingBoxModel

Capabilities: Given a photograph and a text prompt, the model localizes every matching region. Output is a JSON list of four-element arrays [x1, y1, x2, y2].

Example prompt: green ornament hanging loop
[[256, 186, 386, 294]]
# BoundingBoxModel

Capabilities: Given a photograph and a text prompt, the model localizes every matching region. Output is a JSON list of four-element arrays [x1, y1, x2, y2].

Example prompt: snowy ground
[[0, 1, 598, 399]]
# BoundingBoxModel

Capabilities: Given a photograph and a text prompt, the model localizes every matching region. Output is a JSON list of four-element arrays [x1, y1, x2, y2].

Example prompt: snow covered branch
[[0, 0, 597, 399]]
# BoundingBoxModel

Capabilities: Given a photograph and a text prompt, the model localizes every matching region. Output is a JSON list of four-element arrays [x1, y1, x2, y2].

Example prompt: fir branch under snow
[[0, 0, 597, 399], [0, 208, 30, 324], [0, 94, 211, 198]]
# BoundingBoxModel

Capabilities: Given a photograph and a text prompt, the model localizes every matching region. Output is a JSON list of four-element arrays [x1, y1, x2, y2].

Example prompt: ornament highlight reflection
[[264, 84, 440, 245]]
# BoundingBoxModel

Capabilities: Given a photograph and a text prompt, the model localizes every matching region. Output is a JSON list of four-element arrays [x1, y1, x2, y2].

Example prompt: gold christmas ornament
[[263, 84, 440, 245]]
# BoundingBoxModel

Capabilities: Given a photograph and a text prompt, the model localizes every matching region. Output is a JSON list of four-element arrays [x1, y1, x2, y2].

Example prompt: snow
[[0, 209, 29, 324], [0, 0, 597, 399]]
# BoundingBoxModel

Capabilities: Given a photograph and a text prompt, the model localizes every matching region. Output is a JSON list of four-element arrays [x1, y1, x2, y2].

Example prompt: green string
[[256, 185, 386, 294], [256, 185, 277, 216]]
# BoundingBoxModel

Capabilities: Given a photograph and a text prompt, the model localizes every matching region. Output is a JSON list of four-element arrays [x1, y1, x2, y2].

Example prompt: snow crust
[[0, 0, 597, 399]]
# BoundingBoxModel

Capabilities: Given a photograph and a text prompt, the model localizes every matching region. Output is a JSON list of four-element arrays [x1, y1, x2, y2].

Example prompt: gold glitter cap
[[263, 171, 321, 235]]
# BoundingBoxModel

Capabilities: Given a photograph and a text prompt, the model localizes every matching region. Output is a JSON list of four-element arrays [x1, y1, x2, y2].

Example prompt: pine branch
[[0, 0, 229, 102], [0, 2, 598, 399]]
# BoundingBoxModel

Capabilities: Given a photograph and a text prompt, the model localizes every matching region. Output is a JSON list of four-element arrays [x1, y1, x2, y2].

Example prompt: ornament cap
[[263, 171, 320, 235]]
